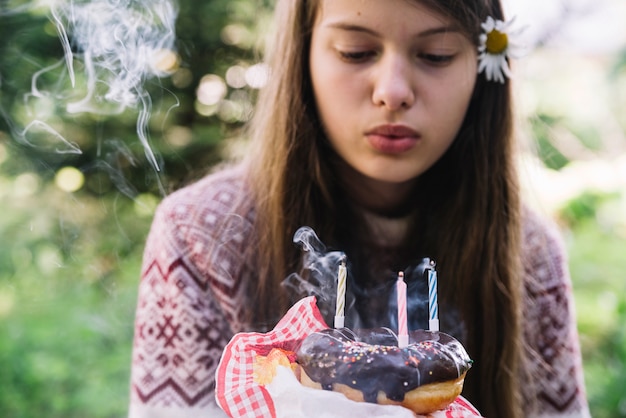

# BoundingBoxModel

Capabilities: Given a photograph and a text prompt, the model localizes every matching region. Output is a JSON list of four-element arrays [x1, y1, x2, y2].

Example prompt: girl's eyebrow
[[324, 22, 461, 38]]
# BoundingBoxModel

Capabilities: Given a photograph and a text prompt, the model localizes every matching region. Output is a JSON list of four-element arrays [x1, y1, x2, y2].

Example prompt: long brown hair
[[243, 0, 523, 416]]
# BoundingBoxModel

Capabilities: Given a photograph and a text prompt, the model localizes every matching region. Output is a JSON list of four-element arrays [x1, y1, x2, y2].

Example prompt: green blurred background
[[1, 0, 625, 416]]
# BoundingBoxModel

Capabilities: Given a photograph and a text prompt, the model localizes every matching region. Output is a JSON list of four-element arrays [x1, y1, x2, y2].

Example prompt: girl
[[129, 1, 590, 417]]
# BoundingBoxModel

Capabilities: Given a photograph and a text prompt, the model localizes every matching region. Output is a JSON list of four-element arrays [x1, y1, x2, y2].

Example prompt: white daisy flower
[[478, 16, 525, 83]]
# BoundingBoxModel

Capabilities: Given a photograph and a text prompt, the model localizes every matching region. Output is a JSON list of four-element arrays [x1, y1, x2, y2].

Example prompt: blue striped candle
[[428, 267, 439, 331]]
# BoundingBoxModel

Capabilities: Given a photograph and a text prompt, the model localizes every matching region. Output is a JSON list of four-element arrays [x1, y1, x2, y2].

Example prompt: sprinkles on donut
[[296, 327, 473, 415]]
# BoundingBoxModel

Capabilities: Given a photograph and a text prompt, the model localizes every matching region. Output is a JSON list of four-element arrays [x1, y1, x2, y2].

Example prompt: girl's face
[[310, 0, 477, 186]]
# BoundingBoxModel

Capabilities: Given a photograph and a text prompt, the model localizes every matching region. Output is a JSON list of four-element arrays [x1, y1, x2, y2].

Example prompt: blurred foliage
[[530, 114, 571, 170], [0, 183, 149, 417], [1, 0, 625, 417], [558, 190, 621, 227], [558, 191, 626, 418]]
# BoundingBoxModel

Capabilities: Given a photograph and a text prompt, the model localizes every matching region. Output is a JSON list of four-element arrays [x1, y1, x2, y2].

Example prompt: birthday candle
[[334, 258, 346, 328], [428, 263, 439, 331], [397, 271, 408, 348]]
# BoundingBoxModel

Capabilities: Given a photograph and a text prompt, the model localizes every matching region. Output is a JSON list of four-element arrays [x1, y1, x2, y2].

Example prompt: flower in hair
[[478, 16, 524, 83]]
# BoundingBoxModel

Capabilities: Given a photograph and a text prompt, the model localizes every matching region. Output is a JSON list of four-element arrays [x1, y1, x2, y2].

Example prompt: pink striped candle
[[397, 271, 408, 347]]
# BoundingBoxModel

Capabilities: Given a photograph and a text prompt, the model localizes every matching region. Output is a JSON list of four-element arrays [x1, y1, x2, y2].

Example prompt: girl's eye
[[419, 53, 454, 65], [338, 50, 376, 63]]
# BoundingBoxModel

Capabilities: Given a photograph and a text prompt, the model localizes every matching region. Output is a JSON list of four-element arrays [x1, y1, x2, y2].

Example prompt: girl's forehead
[[313, 0, 462, 37]]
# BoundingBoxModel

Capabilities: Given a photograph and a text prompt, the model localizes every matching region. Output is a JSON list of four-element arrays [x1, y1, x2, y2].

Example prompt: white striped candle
[[397, 271, 408, 347], [334, 258, 347, 328], [428, 266, 439, 331]]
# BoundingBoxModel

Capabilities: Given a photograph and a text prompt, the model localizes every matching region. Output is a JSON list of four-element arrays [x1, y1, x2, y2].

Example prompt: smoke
[[284, 226, 348, 323], [2, 0, 180, 173], [285, 227, 443, 332], [54, 0, 179, 170]]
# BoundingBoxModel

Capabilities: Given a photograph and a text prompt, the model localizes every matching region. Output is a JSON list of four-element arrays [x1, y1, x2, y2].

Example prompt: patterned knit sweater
[[128, 165, 591, 418]]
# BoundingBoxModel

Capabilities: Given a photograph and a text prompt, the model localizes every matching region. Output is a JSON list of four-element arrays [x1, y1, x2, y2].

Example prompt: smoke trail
[[50, 0, 180, 171], [19, 120, 82, 154], [284, 227, 466, 335], [285, 227, 426, 329], [1, 0, 179, 173], [284, 227, 349, 326]]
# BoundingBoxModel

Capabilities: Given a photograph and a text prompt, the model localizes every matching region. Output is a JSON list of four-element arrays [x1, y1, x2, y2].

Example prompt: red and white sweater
[[128, 166, 590, 418]]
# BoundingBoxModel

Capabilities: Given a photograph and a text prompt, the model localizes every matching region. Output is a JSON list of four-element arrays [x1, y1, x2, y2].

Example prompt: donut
[[295, 327, 473, 415]]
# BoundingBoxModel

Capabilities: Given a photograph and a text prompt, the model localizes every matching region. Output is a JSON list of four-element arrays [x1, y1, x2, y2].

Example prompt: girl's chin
[[335, 156, 424, 187], [360, 163, 421, 184], [358, 167, 423, 185]]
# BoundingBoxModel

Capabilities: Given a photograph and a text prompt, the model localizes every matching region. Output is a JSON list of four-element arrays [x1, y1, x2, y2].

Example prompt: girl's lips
[[365, 125, 421, 154]]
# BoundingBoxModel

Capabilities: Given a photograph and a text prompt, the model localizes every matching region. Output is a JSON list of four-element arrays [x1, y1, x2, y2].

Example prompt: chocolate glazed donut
[[295, 328, 473, 414]]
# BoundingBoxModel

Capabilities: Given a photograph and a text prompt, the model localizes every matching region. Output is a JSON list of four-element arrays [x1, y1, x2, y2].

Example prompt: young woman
[[128, 1, 590, 417]]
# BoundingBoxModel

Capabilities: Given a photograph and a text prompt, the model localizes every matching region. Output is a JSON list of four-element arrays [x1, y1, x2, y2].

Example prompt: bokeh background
[[1, 0, 625, 416]]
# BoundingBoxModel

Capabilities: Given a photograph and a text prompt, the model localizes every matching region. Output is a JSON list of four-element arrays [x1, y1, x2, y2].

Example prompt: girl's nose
[[371, 55, 416, 111]]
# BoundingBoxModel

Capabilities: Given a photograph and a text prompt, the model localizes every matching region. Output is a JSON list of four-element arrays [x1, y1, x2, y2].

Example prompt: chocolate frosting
[[296, 328, 472, 403]]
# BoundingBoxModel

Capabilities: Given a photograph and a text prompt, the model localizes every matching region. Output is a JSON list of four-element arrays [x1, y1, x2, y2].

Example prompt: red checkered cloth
[[216, 296, 328, 417], [432, 397, 481, 418], [215, 296, 482, 418]]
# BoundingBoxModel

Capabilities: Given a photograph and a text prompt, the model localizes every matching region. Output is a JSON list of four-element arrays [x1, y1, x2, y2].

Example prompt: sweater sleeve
[[128, 173, 253, 418], [521, 211, 591, 418]]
